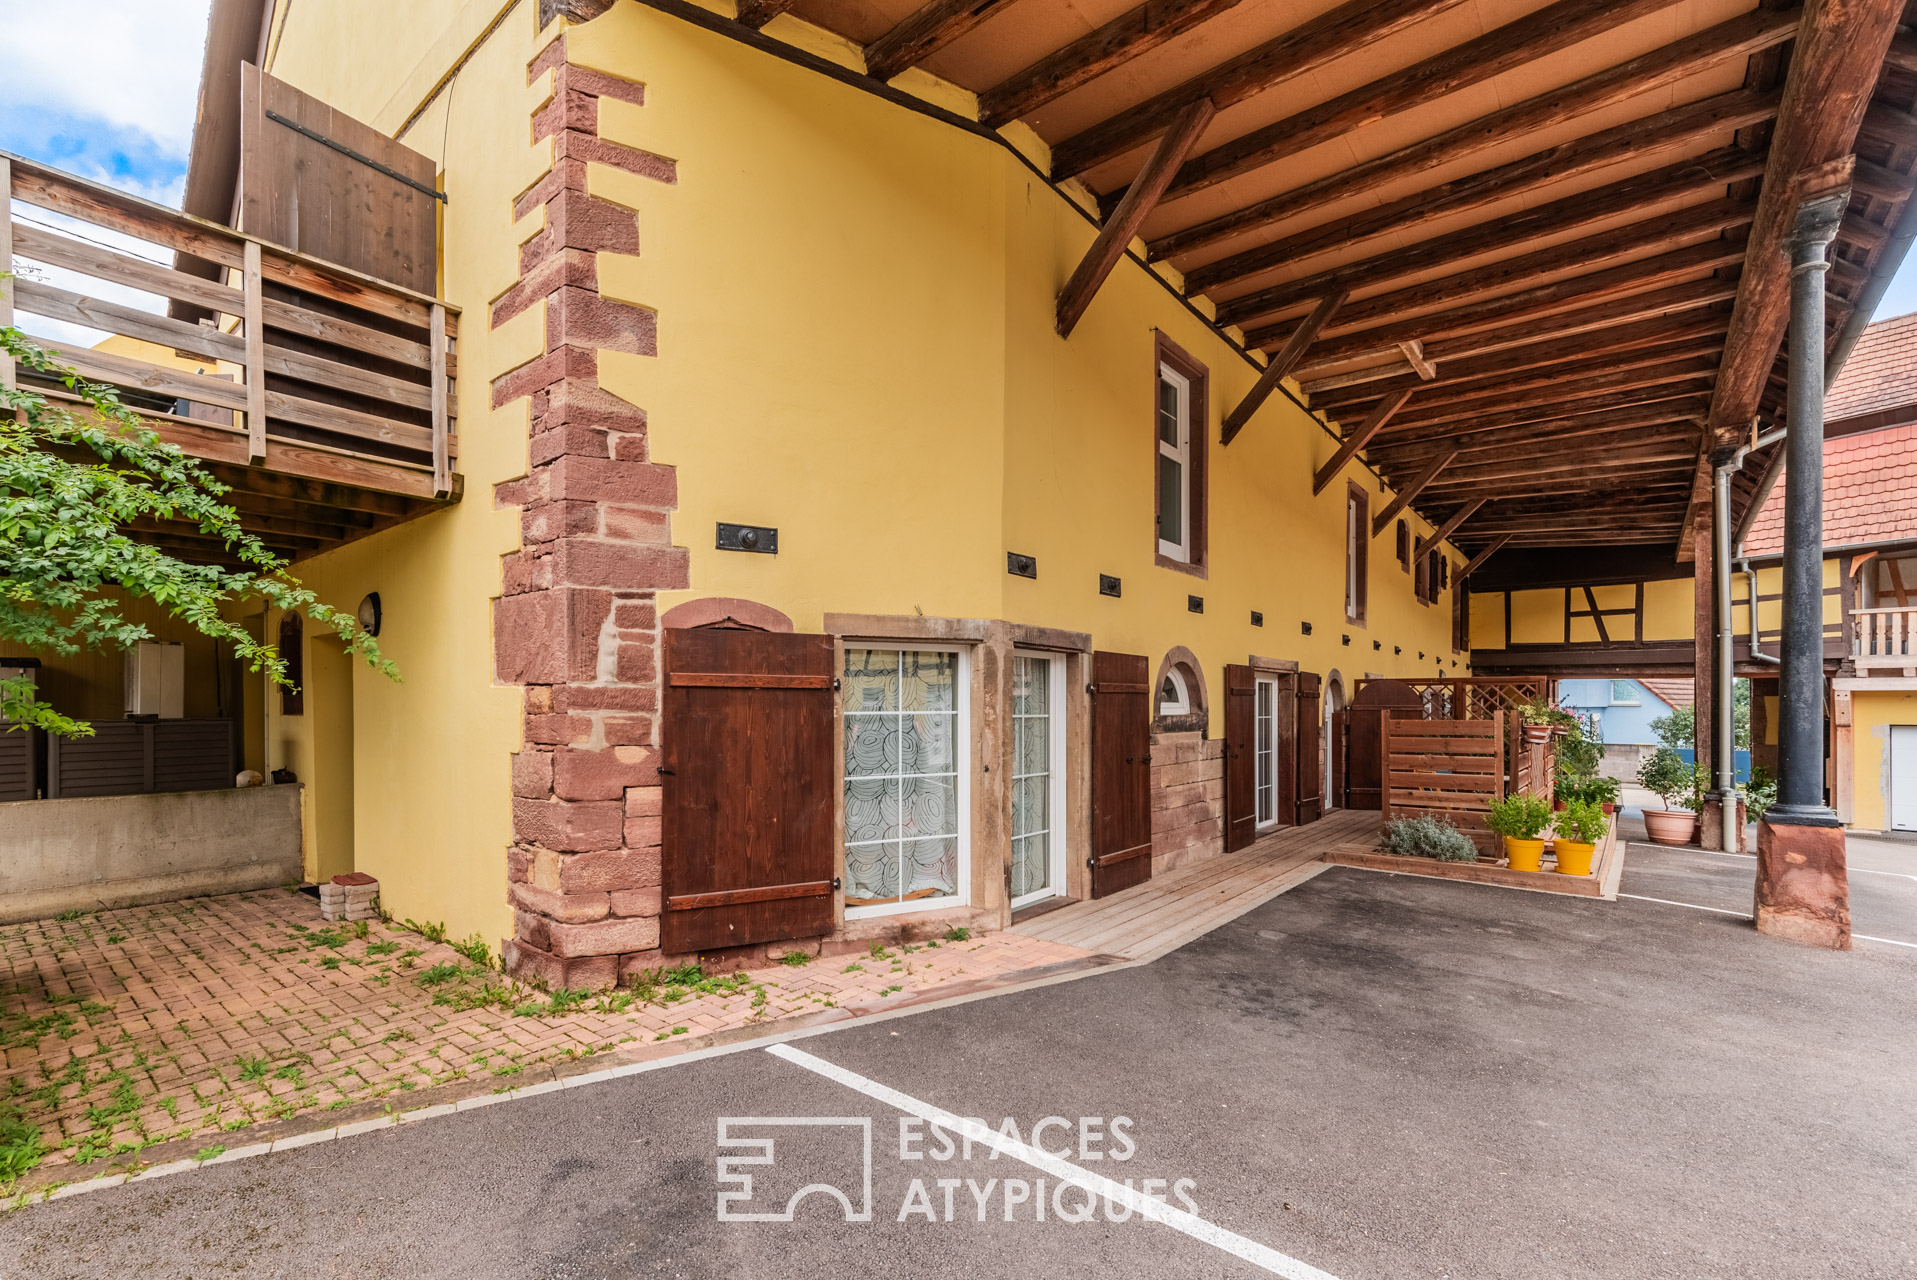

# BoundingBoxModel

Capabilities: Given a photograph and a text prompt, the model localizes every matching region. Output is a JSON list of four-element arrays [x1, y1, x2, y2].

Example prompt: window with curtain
[[842, 648, 962, 911], [1010, 655, 1056, 903]]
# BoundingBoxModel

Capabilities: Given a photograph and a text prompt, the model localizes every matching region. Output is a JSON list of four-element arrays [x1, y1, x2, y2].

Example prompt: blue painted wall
[[1557, 678, 1673, 746]]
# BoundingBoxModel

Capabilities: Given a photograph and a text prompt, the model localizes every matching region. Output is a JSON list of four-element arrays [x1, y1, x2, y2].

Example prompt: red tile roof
[[1745, 313, 1917, 555], [1638, 678, 1693, 710]]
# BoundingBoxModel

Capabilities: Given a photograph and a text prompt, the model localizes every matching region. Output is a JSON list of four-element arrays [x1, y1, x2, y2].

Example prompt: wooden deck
[[1009, 808, 1377, 962]]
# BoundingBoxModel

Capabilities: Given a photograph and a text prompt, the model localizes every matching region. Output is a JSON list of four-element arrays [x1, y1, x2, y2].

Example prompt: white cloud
[[0, 0, 213, 155]]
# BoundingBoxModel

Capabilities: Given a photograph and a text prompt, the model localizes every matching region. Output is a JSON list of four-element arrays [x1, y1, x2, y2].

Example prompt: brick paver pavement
[[0, 891, 1092, 1180]]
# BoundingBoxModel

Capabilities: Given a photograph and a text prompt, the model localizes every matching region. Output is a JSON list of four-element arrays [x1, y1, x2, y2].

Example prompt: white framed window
[[1609, 680, 1640, 706], [1345, 484, 1368, 623], [1158, 665, 1191, 717], [842, 645, 970, 918], [1010, 651, 1067, 909], [1157, 363, 1191, 562], [1255, 676, 1280, 829]]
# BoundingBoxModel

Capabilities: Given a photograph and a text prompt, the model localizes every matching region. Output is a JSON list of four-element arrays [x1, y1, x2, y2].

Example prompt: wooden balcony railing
[[1, 152, 457, 559], [1852, 605, 1917, 673]]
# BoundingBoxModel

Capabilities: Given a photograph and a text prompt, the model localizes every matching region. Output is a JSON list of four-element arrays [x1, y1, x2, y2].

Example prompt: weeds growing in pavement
[[779, 951, 812, 967], [942, 927, 970, 942], [450, 934, 493, 969]]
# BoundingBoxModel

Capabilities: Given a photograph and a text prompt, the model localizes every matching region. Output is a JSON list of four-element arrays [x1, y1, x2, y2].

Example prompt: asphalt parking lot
[[5, 855, 1914, 1280]]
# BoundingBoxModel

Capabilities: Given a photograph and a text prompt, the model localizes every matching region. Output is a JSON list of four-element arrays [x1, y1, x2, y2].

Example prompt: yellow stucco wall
[[573, 6, 1463, 689], [226, 1, 1462, 944], [1849, 690, 1917, 831], [254, 1, 546, 943]]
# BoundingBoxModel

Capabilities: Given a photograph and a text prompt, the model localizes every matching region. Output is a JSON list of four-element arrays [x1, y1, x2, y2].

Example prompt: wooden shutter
[[661, 629, 836, 954], [1089, 651, 1152, 899], [1329, 708, 1348, 810], [239, 64, 439, 293], [1295, 673, 1324, 825], [1222, 664, 1256, 852]]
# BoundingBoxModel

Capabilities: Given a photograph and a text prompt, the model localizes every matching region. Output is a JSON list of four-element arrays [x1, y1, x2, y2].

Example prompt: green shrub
[[1382, 815, 1479, 862], [1554, 799, 1608, 846], [1486, 793, 1552, 841], [1746, 764, 1778, 821], [1637, 747, 1695, 812]]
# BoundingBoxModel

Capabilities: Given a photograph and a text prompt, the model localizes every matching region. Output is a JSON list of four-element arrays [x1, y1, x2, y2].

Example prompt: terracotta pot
[[1642, 809, 1698, 846], [1601, 802, 1616, 815], [1553, 799, 1566, 811], [1522, 724, 1552, 745]]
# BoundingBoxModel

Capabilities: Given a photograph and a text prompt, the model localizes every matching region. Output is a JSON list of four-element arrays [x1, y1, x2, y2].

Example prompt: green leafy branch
[[1, 326, 396, 735]]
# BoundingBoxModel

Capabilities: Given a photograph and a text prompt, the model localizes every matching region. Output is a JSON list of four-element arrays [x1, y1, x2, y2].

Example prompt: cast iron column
[[1771, 193, 1844, 825], [1753, 189, 1851, 950]]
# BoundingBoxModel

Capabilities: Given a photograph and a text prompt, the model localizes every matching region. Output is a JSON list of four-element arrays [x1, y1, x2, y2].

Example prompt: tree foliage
[[1, 327, 392, 736]]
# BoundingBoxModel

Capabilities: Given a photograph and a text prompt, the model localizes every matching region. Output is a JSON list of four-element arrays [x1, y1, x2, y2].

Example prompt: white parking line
[[1616, 894, 1917, 948], [1654, 846, 1917, 881], [766, 1043, 1340, 1280]]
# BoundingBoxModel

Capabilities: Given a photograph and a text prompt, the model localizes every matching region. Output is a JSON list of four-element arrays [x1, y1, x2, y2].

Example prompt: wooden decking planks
[[1010, 808, 1376, 960]]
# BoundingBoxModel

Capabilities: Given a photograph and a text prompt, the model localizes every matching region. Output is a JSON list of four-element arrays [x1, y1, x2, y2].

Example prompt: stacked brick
[[491, 36, 685, 990], [319, 873, 380, 923], [1149, 731, 1225, 874]]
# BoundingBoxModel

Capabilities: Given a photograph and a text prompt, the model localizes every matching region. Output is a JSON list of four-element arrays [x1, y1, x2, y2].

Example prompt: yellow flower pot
[[1503, 836, 1545, 872], [1553, 840, 1596, 876]]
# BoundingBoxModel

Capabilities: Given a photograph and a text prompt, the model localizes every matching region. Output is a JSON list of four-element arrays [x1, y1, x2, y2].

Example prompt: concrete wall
[[0, 786, 304, 923]]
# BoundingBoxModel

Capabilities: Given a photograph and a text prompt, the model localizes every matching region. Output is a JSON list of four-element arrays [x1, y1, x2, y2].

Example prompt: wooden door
[[661, 628, 836, 953], [1089, 651, 1152, 899], [1295, 672, 1324, 826], [1222, 664, 1256, 852], [1346, 679, 1424, 810], [1330, 709, 1348, 810]]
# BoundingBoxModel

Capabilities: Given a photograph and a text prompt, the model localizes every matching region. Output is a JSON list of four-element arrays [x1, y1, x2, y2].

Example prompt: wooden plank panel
[[1223, 663, 1256, 853], [265, 390, 435, 451], [1091, 651, 1153, 899], [11, 221, 244, 314], [12, 280, 245, 363], [22, 335, 249, 411]]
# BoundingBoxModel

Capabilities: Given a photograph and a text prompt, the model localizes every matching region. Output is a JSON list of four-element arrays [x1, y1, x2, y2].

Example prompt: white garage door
[[1893, 726, 1917, 833]]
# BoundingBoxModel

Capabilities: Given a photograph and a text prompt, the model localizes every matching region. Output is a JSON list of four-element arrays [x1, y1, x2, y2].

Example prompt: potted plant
[[1552, 798, 1607, 876], [1637, 748, 1698, 846], [1486, 793, 1553, 871], [1383, 814, 1479, 863], [1516, 699, 1560, 746], [1587, 775, 1622, 815]]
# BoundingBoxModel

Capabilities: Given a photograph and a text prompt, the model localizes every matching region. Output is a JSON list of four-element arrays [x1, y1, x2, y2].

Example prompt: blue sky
[[4, 1, 1917, 326]]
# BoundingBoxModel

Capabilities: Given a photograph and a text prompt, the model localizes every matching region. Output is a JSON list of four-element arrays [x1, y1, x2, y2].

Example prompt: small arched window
[[1159, 665, 1192, 717]]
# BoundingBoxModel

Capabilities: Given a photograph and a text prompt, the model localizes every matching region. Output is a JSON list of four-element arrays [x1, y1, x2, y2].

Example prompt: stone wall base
[[1151, 730, 1223, 874], [1754, 818, 1851, 950]]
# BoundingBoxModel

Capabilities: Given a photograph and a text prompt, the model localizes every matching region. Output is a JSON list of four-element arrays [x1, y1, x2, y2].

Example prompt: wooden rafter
[[865, 0, 1022, 82], [1049, 0, 1464, 179], [1372, 447, 1458, 535], [733, 0, 795, 29], [1459, 534, 1513, 579], [1312, 390, 1410, 496], [1153, 0, 1690, 207], [1055, 98, 1215, 339], [1149, 6, 1802, 262], [1220, 290, 1344, 446], [978, 0, 1244, 129], [1414, 498, 1485, 558]]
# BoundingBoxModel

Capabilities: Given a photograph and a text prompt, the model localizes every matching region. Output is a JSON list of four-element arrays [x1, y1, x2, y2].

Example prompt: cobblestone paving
[[0, 891, 1090, 1179]]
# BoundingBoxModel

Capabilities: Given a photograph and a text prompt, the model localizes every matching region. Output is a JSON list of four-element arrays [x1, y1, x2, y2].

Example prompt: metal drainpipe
[[1713, 464, 1738, 850]]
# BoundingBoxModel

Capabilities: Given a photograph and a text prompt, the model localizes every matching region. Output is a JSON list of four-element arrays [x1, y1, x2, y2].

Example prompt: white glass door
[[1255, 677, 1279, 829], [1010, 652, 1066, 908]]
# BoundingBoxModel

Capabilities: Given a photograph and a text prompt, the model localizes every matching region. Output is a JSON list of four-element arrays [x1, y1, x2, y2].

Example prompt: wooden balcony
[[0, 152, 458, 563], [1852, 605, 1917, 675]]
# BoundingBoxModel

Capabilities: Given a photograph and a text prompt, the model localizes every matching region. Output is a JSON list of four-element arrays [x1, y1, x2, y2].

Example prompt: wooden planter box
[[1326, 812, 1623, 900]]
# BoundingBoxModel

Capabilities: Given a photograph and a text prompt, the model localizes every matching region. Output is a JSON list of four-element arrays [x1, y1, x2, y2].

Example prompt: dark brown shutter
[[661, 628, 836, 954], [1222, 664, 1256, 852], [1330, 708, 1348, 810], [1295, 672, 1324, 825], [1090, 651, 1152, 899], [239, 64, 438, 293], [278, 613, 303, 716]]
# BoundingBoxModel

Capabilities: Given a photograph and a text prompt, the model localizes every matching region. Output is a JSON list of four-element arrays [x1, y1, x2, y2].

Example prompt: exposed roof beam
[[1375, 386, 1711, 444], [1221, 290, 1345, 445], [1196, 146, 1767, 311], [1055, 98, 1215, 338], [1370, 356, 1720, 430], [978, 0, 1244, 129], [1262, 240, 1748, 358], [865, 0, 1023, 82], [1414, 498, 1484, 557], [1422, 442, 1701, 487], [1312, 389, 1411, 495], [1226, 196, 1755, 331], [1459, 534, 1513, 578], [733, 0, 796, 29], [1148, 6, 1801, 259], [1700, 0, 1905, 462], [1373, 447, 1459, 535], [1049, 0, 1466, 179], [1153, 0, 1685, 206], [1373, 402, 1711, 459], [1170, 90, 1779, 281]]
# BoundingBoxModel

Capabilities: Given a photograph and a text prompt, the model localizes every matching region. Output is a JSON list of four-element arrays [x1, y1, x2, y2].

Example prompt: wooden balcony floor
[[1008, 808, 1377, 962]]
